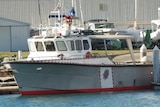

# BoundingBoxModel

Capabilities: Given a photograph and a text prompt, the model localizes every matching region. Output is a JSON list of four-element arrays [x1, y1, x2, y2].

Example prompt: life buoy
[[86, 52, 92, 58]]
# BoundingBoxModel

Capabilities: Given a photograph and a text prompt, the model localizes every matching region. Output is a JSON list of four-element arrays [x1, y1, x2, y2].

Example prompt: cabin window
[[83, 40, 90, 50], [35, 42, 44, 51], [95, 24, 104, 28], [28, 42, 36, 52], [66, 40, 75, 51], [44, 41, 55, 51], [56, 41, 67, 51], [75, 40, 82, 50], [95, 23, 115, 29], [105, 23, 115, 28]]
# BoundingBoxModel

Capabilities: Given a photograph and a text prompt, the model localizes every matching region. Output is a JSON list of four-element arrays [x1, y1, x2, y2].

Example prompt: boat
[[150, 19, 160, 41], [150, 7, 160, 41], [33, 0, 84, 37], [3, 1, 153, 96], [3, 31, 154, 95], [85, 19, 116, 34]]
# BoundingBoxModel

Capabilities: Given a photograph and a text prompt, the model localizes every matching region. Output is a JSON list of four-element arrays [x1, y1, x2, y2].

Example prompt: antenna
[[135, 0, 137, 21], [79, 0, 84, 23], [38, 0, 42, 24], [158, 7, 160, 19]]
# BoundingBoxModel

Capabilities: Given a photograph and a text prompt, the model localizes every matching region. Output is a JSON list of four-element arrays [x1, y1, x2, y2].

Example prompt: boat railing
[[26, 56, 114, 65], [27, 54, 86, 61]]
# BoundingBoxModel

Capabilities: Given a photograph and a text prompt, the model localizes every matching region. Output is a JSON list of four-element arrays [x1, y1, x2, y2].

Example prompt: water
[[0, 90, 160, 107]]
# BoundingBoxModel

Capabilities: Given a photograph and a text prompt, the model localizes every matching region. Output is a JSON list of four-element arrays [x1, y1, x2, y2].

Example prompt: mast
[[38, 0, 42, 25], [72, 0, 74, 7], [134, 0, 137, 29], [79, 0, 84, 24], [135, 0, 137, 21]]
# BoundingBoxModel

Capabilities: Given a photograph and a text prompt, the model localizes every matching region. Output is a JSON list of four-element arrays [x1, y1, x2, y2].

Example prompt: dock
[[0, 66, 19, 94]]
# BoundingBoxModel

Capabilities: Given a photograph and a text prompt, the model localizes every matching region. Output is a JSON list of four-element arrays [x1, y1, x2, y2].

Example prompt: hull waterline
[[20, 86, 153, 95]]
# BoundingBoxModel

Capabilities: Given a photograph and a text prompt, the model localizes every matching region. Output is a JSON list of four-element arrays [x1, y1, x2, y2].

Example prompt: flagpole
[[135, 0, 137, 21], [79, 0, 84, 23], [134, 0, 137, 29], [72, 0, 74, 7]]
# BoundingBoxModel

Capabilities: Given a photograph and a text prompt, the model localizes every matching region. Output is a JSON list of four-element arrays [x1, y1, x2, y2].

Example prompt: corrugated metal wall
[[0, 0, 159, 29]]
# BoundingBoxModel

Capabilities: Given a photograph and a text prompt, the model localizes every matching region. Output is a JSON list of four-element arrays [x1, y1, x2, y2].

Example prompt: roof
[[88, 34, 133, 40], [0, 17, 30, 26]]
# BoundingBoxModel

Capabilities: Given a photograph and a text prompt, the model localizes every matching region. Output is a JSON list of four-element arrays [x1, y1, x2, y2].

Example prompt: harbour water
[[0, 90, 160, 107]]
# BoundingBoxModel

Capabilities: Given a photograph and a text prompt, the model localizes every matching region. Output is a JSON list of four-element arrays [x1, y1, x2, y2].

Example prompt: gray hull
[[9, 60, 153, 95]]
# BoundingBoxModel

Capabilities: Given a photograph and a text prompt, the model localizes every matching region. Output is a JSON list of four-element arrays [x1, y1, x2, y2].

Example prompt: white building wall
[[0, 27, 11, 51], [0, 17, 30, 52], [0, 0, 159, 29], [11, 26, 30, 51]]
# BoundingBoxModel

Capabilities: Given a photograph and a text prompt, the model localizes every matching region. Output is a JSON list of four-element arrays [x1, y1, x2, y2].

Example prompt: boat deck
[[112, 51, 153, 63]]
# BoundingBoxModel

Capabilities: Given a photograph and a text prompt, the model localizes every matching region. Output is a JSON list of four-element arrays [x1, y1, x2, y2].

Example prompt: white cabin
[[27, 35, 92, 60]]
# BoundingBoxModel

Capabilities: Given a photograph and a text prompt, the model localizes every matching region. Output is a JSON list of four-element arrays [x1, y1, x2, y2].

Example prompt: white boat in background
[[150, 7, 160, 41], [85, 19, 116, 34], [150, 19, 160, 41], [34, 0, 84, 37], [85, 19, 146, 43], [124, 27, 145, 42]]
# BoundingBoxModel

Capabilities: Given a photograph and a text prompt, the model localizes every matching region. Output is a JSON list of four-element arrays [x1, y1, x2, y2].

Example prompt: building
[[0, 17, 30, 52], [0, 0, 159, 29], [0, 0, 159, 51]]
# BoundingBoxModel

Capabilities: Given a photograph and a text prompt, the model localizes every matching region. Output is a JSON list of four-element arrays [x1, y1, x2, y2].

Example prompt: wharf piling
[[151, 45, 160, 89], [140, 44, 147, 60]]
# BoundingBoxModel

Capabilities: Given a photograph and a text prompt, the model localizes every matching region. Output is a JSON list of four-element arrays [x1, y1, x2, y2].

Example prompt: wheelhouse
[[27, 35, 92, 60]]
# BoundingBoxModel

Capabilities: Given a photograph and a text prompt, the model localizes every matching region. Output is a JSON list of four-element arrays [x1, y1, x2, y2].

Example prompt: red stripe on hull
[[21, 86, 153, 95]]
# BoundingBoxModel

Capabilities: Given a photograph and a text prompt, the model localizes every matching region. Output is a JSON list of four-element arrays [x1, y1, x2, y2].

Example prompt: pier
[[151, 46, 160, 89], [0, 66, 19, 94]]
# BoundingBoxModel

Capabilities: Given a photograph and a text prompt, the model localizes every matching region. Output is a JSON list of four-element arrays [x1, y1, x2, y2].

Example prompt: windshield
[[35, 42, 44, 51], [56, 41, 67, 51], [44, 41, 55, 51], [95, 23, 115, 29]]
